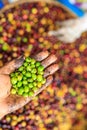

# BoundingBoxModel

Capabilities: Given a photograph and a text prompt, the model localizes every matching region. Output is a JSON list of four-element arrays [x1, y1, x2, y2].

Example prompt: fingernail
[[15, 55, 25, 68]]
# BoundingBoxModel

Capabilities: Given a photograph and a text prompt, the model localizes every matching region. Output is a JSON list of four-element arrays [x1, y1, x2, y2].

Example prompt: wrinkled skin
[[0, 51, 58, 119], [48, 13, 87, 43]]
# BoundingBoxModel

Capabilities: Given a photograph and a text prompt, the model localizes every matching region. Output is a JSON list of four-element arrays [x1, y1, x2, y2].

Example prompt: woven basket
[[0, 0, 77, 18]]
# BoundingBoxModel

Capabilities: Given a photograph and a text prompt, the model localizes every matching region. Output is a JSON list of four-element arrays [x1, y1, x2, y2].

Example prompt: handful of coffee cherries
[[10, 57, 46, 97]]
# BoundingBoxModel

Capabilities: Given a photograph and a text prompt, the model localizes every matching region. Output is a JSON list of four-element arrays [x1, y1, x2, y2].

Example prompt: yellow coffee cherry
[[79, 44, 86, 52], [74, 65, 83, 74]]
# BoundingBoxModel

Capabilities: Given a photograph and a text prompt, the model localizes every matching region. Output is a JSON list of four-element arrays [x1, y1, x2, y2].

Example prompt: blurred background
[[0, 0, 87, 130]]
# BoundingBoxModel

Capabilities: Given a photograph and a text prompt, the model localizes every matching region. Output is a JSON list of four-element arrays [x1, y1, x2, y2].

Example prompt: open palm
[[0, 51, 58, 119]]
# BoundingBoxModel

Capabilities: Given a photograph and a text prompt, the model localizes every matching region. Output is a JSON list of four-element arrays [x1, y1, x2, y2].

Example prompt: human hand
[[0, 51, 58, 119], [48, 14, 87, 43]]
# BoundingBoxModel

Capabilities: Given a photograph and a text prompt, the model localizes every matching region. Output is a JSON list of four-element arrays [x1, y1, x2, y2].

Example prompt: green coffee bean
[[31, 59, 36, 64], [23, 62, 28, 67], [28, 91, 34, 97], [32, 86, 38, 92], [26, 72, 31, 77], [38, 65, 44, 72], [27, 66, 31, 71], [25, 57, 31, 63], [29, 83, 33, 88], [28, 78, 33, 82], [42, 78, 46, 84], [33, 82, 37, 86], [32, 74, 37, 80], [23, 93, 29, 97], [22, 70, 26, 75], [37, 75, 43, 82], [24, 86, 29, 93], [23, 80, 28, 85], [31, 68, 37, 73], [11, 89, 16, 94], [11, 77, 18, 85], [18, 66, 24, 71], [18, 88, 24, 95], [35, 61, 41, 67], [17, 81, 22, 87], [18, 75, 23, 81]]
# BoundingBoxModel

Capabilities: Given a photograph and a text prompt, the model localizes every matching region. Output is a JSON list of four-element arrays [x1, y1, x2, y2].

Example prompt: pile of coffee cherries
[[0, 1, 87, 130], [10, 57, 45, 97]]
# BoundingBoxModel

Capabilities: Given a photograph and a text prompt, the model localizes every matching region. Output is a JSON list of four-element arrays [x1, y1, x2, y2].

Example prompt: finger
[[0, 76, 53, 117], [41, 54, 57, 68], [0, 55, 25, 75], [33, 51, 49, 61], [44, 64, 59, 77]]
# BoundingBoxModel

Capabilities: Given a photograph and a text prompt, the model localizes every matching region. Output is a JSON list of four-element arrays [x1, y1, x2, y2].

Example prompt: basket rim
[[0, 0, 77, 18]]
